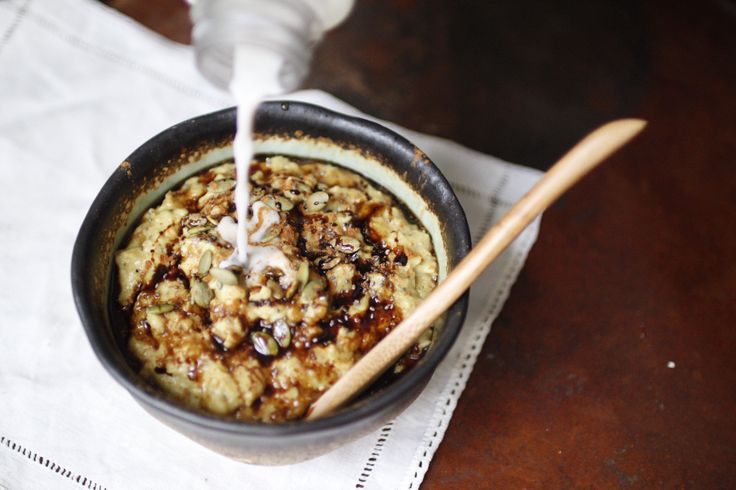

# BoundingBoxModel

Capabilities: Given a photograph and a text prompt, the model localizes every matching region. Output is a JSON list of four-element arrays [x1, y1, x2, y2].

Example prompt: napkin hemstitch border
[[1, 434, 108, 490], [403, 227, 537, 489]]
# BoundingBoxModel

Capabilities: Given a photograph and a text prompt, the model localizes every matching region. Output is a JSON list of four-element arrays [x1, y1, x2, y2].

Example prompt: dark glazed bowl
[[71, 102, 471, 464]]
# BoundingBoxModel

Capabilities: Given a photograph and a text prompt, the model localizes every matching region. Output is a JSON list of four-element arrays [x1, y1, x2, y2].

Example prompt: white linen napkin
[[0, 0, 542, 488]]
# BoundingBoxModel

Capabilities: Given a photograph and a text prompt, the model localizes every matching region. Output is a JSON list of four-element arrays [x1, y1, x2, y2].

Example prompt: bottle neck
[[191, 0, 323, 91]]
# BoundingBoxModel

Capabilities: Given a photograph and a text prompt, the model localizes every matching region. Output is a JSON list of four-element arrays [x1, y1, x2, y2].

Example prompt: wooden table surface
[[105, 0, 736, 487]]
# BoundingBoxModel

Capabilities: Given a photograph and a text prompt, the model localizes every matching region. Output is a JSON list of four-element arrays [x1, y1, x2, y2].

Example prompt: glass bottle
[[190, 0, 354, 92]]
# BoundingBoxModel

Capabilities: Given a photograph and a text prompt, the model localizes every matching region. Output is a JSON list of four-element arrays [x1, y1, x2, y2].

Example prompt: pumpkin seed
[[262, 195, 276, 210], [184, 226, 210, 237], [198, 250, 213, 275], [275, 195, 294, 211], [336, 236, 361, 254], [190, 280, 213, 307], [296, 181, 313, 195], [272, 320, 291, 349], [305, 191, 329, 212], [147, 304, 174, 314], [211, 178, 235, 191], [259, 225, 280, 243], [284, 282, 298, 300], [183, 213, 207, 228], [318, 256, 341, 271], [297, 261, 310, 287], [210, 267, 238, 286], [301, 279, 324, 302], [251, 331, 279, 356]]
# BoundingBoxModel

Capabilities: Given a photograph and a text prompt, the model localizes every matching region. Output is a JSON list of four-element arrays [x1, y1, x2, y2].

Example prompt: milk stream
[[218, 46, 294, 285]]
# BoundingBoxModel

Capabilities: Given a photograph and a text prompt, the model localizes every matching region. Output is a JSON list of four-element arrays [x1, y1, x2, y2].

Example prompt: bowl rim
[[71, 101, 471, 437]]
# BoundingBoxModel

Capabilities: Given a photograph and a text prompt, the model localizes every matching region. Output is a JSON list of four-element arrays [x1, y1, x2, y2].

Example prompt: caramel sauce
[[117, 156, 437, 422]]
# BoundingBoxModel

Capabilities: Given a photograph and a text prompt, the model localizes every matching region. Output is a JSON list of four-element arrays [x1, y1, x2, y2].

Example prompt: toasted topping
[[251, 331, 279, 356], [198, 250, 213, 276], [305, 191, 329, 212], [116, 156, 438, 422], [209, 267, 239, 286]]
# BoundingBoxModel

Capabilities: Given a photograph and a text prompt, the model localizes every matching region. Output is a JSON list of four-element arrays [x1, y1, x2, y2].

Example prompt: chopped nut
[[250, 185, 266, 200], [267, 278, 284, 300], [249, 285, 271, 302]]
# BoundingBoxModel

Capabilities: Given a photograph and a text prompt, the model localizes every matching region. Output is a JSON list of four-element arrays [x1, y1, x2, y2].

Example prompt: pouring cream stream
[[218, 46, 294, 285]]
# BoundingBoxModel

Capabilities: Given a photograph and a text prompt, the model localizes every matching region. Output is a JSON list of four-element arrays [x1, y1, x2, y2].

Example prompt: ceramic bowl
[[71, 101, 471, 464]]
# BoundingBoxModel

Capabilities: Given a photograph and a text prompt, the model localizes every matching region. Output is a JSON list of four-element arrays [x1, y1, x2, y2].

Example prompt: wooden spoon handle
[[307, 118, 646, 420]]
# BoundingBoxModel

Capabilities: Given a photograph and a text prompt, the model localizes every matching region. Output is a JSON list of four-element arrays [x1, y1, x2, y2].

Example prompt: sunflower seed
[[251, 331, 279, 356], [305, 191, 329, 212], [336, 236, 361, 254], [198, 250, 213, 275], [147, 304, 174, 314], [210, 267, 238, 286], [272, 319, 291, 349], [190, 280, 213, 307]]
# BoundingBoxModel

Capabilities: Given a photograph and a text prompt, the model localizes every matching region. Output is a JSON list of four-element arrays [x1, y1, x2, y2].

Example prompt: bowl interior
[[72, 101, 471, 437]]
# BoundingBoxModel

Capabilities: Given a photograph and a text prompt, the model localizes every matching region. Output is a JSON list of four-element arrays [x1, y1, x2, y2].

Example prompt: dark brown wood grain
[[106, 0, 736, 487]]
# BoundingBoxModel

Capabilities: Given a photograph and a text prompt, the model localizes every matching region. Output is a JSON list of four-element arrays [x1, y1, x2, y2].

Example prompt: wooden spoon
[[306, 118, 647, 420]]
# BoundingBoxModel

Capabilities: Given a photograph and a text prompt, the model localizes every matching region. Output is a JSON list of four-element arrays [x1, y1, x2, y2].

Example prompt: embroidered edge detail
[[1, 435, 108, 490], [349, 171, 535, 489], [404, 229, 535, 489], [399, 170, 538, 488], [354, 422, 394, 489], [0, 0, 30, 55]]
